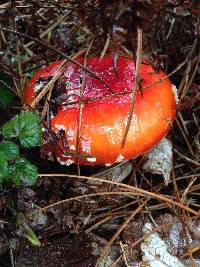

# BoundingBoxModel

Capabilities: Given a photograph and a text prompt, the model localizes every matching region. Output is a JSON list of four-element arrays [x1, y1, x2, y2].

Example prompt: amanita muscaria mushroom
[[24, 56, 177, 166]]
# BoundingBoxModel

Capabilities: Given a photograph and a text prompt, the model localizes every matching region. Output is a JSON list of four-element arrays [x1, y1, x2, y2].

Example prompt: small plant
[[0, 71, 15, 106], [0, 111, 42, 187]]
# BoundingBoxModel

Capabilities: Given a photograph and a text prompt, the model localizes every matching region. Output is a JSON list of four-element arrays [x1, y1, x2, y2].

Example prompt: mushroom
[[24, 56, 176, 166]]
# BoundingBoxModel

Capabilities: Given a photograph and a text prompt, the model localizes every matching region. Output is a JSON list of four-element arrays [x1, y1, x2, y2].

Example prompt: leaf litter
[[0, 0, 199, 266]]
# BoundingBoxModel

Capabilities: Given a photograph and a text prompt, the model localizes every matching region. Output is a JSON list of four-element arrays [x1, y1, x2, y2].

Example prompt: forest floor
[[0, 1, 200, 266]]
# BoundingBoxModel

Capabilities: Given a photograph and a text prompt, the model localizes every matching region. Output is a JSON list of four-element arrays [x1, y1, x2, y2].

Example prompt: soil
[[0, 1, 199, 266]]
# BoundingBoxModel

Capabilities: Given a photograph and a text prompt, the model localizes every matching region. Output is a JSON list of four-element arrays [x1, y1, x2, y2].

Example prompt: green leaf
[[0, 71, 14, 106], [0, 141, 19, 161], [0, 83, 14, 105], [0, 152, 9, 182], [18, 112, 42, 148], [2, 115, 20, 138], [18, 214, 41, 247], [25, 227, 41, 247], [2, 111, 42, 148], [9, 158, 38, 186]]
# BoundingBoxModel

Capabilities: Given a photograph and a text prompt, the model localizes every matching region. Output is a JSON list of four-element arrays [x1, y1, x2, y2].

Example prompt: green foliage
[[0, 153, 9, 182], [9, 158, 38, 186], [18, 214, 41, 247], [0, 83, 14, 105], [2, 111, 42, 148], [0, 141, 19, 160], [0, 111, 42, 187], [24, 225, 41, 247], [0, 71, 14, 106]]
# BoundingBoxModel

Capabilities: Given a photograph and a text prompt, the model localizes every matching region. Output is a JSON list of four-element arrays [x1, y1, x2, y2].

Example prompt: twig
[[0, 27, 114, 93], [121, 27, 142, 147], [181, 176, 197, 203], [100, 33, 111, 59], [95, 198, 149, 266], [37, 173, 200, 216], [30, 59, 68, 108], [119, 242, 130, 267], [175, 117, 194, 157], [76, 39, 94, 174], [85, 199, 140, 233], [174, 149, 200, 167], [28, 191, 135, 215], [25, 11, 71, 48]]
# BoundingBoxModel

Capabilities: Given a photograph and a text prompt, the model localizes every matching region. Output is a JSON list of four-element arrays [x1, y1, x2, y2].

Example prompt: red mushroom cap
[[24, 56, 176, 166]]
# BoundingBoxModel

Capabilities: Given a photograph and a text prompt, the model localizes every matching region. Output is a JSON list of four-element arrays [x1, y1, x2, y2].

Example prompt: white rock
[[141, 223, 185, 267], [142, 138, 173, 185]]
